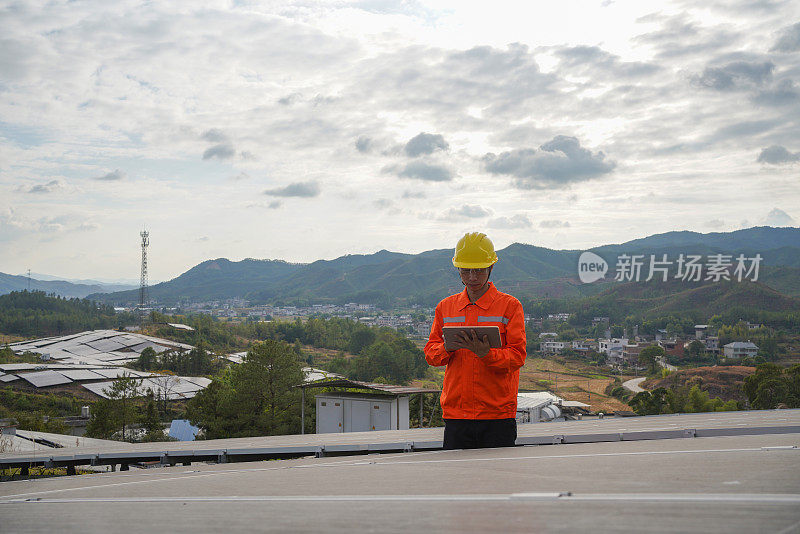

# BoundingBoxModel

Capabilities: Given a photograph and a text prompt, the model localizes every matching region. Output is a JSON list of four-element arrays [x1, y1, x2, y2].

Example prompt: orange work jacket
[[424, 282, 526, 420]]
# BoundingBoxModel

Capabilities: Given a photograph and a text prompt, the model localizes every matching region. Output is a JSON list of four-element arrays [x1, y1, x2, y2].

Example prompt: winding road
[[622, 377, 646, 393]]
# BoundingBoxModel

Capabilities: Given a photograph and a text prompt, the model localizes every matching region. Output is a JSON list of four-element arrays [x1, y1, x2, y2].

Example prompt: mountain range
[[73, 226, 800, 308], [0, 272, 137, 299], [2, 226, 797, 309]]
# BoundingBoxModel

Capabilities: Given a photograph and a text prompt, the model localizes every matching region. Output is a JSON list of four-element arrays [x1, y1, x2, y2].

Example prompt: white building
[[315, 393, 409, 433], [541, 341, 567, 353], [572, 340, 597, 352], [723, 341, 758, 359], [598, 338, 629, 355], [694, 325, 708, 340], [704, 336, 720, 354]]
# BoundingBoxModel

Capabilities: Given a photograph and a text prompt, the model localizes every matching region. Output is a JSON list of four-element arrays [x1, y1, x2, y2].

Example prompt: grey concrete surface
[[2, 432, 799, 533], [622, 376, 646, 393], [2, 409, 798, 462]]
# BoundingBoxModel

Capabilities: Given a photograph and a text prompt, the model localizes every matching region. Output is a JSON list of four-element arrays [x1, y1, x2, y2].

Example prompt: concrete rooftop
[[2, 410, 799, 533]]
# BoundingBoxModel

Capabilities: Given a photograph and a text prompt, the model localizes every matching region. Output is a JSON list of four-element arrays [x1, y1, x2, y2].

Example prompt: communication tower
[[139, 230, 149, 310]]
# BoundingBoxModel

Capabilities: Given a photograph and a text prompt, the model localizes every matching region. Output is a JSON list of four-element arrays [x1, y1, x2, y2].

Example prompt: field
[[307, 338, 637, 414], [412, 354, 634, 414], [0, 334, 24, 345], [642, 365, 756, 402], [519, 357, 634, 413]]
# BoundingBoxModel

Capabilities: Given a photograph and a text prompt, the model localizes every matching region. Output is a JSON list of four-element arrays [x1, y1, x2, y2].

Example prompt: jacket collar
[[456, 282, 498, 311]]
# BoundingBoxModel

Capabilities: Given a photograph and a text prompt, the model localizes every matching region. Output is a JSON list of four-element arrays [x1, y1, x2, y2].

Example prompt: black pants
[[442, 418, 517, 450]]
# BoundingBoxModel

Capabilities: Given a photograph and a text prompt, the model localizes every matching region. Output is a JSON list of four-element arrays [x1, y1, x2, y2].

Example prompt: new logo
[[578, 251, 608, 283]]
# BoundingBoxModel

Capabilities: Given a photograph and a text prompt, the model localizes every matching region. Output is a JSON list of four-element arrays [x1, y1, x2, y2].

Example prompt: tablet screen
[[442, 326, 502, 352]]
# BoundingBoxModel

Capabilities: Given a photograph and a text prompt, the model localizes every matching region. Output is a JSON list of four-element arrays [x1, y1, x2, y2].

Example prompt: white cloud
[[202, 144, 236, 160], [404, 132, 449, 157], [764, 208, 796, 227], [441, 204, 492, 221], [483, 136, 615, 189], [25, 179, 65, 194], [771, 22, 800, 52], [93, 169, 126, 181], [757, 145, 800, 164], [539, 219, 571, 229], [263, 181, 320, 198], [384, 161, 454, 182], [488, 214, 532, 229], [1, 1, 799, 278]]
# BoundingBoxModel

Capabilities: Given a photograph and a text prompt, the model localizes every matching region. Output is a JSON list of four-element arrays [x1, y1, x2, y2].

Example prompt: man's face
[[459, 267, 490, 291]]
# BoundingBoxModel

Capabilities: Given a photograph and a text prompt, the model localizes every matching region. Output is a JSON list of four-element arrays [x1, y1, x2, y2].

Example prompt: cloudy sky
[[1, 0, 799, 281]]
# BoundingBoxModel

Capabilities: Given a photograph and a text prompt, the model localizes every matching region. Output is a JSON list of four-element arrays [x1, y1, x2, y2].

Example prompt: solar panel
[[82, 381, 114, 399], [59, 357, 112, 367], [75, 331, 115, 343], [91, 368, 137, 379], [139, 335, 194, 350], [64, 345, 103, 356], [139, 377, 195, 399], [8, 344, 37, 352], [130, 342, 170, 354], [87, 339, 126, 352], [0, 363, 39, 372], [168, 419, 200, 441], [101, 351, 141, 361], [170, 381, 203, 394], [0, 374, 18, 382], [109, 357, 140, 365], [183, 377, 212, 388], [38, 341, 78, 351], [57, 369, 106, 381], [19, 370, 73, 388], [35, 349, 74, 360]]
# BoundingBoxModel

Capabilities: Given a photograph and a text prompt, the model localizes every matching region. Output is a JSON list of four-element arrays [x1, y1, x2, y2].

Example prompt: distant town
[[116, 299, 765, 372]]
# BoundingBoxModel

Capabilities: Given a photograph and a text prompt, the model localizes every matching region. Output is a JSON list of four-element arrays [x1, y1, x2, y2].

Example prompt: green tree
[[743, 363, 784, 405], [187, 340, 305, 438], [150, 371, 178, 413], [757, 338, 779, 361], [232, 340, 305, 435], [139, 391, 163, 438], [104, 374, 141, 441], [686, 385, 714, 412], [136, 347, 158, 371], [752, 379, 790, 410], [13, 412, 68, 434], [638, 345, 665, 375], [185, 377, 238, 439], [348, 329, 376, 354], [629, 387, 669, 415], [687, 340, 705, 359], [85, 399, 118, 439]]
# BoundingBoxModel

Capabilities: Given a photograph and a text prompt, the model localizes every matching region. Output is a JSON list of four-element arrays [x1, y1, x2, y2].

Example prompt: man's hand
[[452, 329, 491, 358]]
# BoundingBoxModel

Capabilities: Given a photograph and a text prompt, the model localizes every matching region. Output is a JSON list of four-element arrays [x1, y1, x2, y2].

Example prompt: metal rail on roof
[[3, 424, 798, 474]]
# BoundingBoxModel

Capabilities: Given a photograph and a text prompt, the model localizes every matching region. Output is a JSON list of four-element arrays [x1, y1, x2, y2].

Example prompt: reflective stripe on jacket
[[424, 282, 526, 420]]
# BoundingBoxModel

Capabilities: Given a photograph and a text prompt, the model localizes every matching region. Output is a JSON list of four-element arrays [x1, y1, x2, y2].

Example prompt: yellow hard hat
[[452, 232, 499, 269]]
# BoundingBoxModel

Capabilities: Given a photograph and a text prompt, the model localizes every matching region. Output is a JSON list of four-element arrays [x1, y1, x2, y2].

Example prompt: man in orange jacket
[[424, 232, 526, 449]]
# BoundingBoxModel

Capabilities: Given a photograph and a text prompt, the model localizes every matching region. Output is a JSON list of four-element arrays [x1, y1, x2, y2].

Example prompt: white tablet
[[442, 326, 502, 352]]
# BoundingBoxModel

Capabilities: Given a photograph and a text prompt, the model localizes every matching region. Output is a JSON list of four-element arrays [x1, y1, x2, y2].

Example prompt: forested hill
[[90, 226, 800, 306], [565, 279, 800, 327], [0, 291, 136, 336]]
